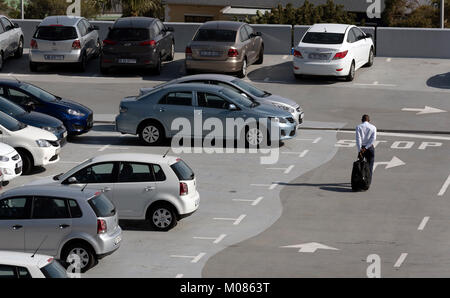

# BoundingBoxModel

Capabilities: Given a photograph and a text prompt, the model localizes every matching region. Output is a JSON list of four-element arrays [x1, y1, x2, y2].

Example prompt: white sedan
[[293, 23, 374, 81], [0, 142, 22, 184], [0, 251, 67, 278]]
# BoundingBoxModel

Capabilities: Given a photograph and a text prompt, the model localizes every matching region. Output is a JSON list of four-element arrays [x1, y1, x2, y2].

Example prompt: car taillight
[[103, 39, 117, 46], [30, 39, 38, 49], [228, 48, 239, 57], [140, 40, 156, 46], [180, 182, 188, 196], [72, 40, 81, 50], [293, 50, 302, 58], [97, 219, 107, 234], [185, 46, 192, 56], [333, 50, 348, 60]]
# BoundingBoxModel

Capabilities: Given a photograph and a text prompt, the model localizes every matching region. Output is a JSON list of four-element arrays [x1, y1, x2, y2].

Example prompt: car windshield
[[0, 96, 26, 116], [302, 32, 345, 44], [18, 83, 56, 102], [108, 28, 150, 41], [231, 79, 269, 98], [0, 111, 27, 131], [40, 260, 68, 278], [171, 159, 195, 181], [220, 88, 254, 108], [194, 29, 237, 42], [88, 194, 116, 218], [34, 26, 78, 41]]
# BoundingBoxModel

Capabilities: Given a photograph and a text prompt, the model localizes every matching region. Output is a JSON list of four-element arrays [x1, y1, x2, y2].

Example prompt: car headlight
[[67, 109, 85, 117], [272, 103, 295, 113], [36, 139, 51, 147], [0, 156, 9, 162], [269, 117, 287, 124]]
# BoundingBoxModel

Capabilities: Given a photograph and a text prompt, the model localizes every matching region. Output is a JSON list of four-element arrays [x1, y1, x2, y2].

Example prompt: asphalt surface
[[1, 51, 449, 278]]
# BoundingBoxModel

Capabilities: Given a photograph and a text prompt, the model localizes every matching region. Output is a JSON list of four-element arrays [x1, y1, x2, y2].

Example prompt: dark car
[[100, 17, 175, 74], [0, 96, 67, 144], [0, 79, 93, 136]]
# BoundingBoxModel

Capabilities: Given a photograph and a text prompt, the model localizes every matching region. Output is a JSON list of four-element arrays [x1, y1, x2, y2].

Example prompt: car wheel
[[255, 47, 264, 64], [167, 42, 175, 61], [78, 54, 87, 72], [62, 242, 96, 273], [94, 39, 102, 58], [294, 73, 304, 80], [365, 48, 374, 67], [14, 37, 24, 58], [153, 55, 162, 75], [346, 61, 355, 82], [29, 61, 38, 72], [237, 58, 247, 78], [148, 204, 177, 231], [139, 121, 164, 145], [17, 149, 33, 175]]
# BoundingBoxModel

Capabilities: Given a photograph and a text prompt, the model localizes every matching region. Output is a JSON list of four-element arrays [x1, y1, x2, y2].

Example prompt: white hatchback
[[29, 153, 200, 231], [0, 142, 22, 183], [0, 251, 67, 278], [293, 23, 374, 81]]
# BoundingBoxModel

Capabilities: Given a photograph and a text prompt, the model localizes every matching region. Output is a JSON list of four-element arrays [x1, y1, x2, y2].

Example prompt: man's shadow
[[278, 182, 353, 193]]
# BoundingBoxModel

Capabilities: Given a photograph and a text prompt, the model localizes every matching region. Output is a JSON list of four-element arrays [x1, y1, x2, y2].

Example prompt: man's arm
[[355, 126, 362, 151], [365, 127, 377, 149]]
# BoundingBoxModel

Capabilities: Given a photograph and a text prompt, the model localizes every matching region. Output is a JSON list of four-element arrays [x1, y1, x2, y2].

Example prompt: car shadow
[[119, 219, 159, 232], [426, 72, 450, 89], [23, 166, 46, 176], [277, 182, 354, 193]]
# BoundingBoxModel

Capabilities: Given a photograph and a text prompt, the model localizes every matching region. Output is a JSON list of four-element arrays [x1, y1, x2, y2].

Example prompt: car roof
[[176, 74, 236, 83], [89, 153, 179, 165], [0, 251, 53, 268], [0, 185, 98, 201], [308, 23, 352, 34], [40, 15, 83, 27], [0, 78, 21, 87], [199, 21, 244, 31], [113, 17, 156, 28]]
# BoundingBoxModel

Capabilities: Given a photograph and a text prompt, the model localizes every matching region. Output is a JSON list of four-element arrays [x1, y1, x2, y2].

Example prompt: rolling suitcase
[[351, 156, 371, 191]]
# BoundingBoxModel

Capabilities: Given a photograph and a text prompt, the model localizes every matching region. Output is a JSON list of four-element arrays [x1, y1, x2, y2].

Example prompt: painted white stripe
[[386, 58, 392, 62], [284, 165, 294, 174], [252, 196, 264, 206], [191, 252, 206, 263], [175, 274, 184, 278], [438, 174, 450, 196], [394, 253, 408, 268], [338, 130, 450, 141], [234, 214, 246, 225], [214, 234, 227, 244], [353, 83, 397, 87], [98, 145, 110, 152], [418, 216, 430, 231], [269, 183, 277, 190], [299, 149, 309, 157]]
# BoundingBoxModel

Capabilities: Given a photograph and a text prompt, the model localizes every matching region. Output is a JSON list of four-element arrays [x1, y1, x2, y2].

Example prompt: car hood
[[26, 176, 59, 186], [250, 103, 293, 118], [49, 98, 92, 114], [262, 94, 298, 108], [15, 111, 63, 128], [0, 142, 15, 155], [13, 125, 58, 141]]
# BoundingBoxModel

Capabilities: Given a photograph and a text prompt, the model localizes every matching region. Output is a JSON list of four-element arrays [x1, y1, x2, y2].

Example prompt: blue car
[[0, 96, 67, 144], [0, 79, 93, 135]]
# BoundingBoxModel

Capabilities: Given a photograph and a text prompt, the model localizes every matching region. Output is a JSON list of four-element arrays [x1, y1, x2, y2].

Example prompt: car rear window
[[34, 26, 78, 41], [171, 160, 195, 181], [108, 28, 150, 41], [40, 261, 67, 278], [302, 32, 345, 44], [88, 194, 116, 217], [194, 29, 237, 42]]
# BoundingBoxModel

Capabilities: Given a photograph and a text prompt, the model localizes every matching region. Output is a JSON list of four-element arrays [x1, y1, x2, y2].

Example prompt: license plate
[[200, 51, 220, 57], [44, 55, 64, 60], [118, 59, 137, 64], [114, 235, 122, 245], [309, 53, 328, 60]]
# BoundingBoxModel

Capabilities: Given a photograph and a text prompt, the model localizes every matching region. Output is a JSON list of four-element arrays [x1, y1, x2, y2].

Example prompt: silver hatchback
[[29, 16, 101, 72], [0, 185, 122, 273]]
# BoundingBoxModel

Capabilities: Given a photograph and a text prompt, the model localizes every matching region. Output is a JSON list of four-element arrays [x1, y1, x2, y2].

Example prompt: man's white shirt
[[356, 121, 377, 151]]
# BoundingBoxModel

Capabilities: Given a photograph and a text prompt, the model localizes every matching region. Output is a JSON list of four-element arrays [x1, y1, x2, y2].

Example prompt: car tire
[[62, 242, 96, 273], [94, 39, 102, 58], [29, 61, 38, 72], [365, 48, 374, 67], [255, 47, 264, 65], [148, 204, 177, 231], [139, 121, 165, 146], [346, 61, 355, 82], [14, 37, 24, 58], [17, 149, 33, 175], [237, 58, 247, 78], [166, 42, 175, 61], [153, 55, 162, 75], [294, 73, 304, 80], [77, 54, 87, 72], [243, 125, 270, 148]]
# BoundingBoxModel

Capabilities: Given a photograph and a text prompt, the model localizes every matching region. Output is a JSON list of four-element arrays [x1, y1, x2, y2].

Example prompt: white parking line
[[299, 149, 309, 157], [394, 253, 408, 268], [213, 214, 246, 225], [438, 174, 450, 196], [193, 234, 227, 244], [233, 196, 264, 206], [282, 55, 288, 59], [418, 216, 430, 231], [284, 165, 294, 174], [353, 83, 397, 87], [170, 252, 206, 263], [99, 145, 110, 152], [175, 274, 184, 278], [281, 149, 309, 158], [295, 137, 321, 143], [386, 58, 392, 62]]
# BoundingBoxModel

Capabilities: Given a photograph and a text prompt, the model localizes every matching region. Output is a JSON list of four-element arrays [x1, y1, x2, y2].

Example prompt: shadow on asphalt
[[119, 219, 160, 232], [277, 182, 354, 193], [426, 72, 450, 89]]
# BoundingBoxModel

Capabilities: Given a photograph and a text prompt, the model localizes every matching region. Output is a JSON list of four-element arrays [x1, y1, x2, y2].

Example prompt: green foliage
[[247, 0, 355, 25], [24, 0, 101, 19], [121, 0, 163, 18], [382, 0, 448, 28], [0, 0, 20, 18]]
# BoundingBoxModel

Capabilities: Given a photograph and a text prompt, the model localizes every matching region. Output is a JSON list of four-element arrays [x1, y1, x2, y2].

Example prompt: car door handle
[[145, 186, 156, 192], [102, 187, 112, 192], [59, 224, 70, 229], [12, 225, 23, 230], [159, 108, 165, 112]]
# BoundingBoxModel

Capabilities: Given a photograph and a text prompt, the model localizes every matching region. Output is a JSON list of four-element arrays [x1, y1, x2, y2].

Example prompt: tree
[[24, 0, 101, 19], [121, 0, 163, 18], [0, 0, 20, 18], [382, 0, 447, 28]]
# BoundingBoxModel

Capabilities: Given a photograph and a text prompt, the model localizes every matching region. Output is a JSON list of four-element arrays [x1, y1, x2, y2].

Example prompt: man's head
[[362, 114, 370, 123]]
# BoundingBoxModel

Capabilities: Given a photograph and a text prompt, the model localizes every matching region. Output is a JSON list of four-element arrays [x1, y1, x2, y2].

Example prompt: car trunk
[[104, 28, 152, 56], [297, 43, 343, 62], [190, 41, 235, 61], [34, 26, 78, 52]]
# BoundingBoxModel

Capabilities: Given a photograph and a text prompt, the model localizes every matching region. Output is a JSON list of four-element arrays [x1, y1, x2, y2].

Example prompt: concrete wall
[[376, 27, 450, 58], [163, 22, 201, 52], [251, 24, 292, 54]]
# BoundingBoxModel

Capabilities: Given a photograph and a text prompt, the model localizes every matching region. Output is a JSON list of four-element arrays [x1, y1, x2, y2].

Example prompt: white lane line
[[214, 234, 227, 244], [59, 161, 83, 164], [251, 183, 277, 190], [170, 252, 206, 263], [299, 149, 309, 157], [353, 83, 397, 87], [269, 183, 278, 190], [337, 130, 450, 141], [438, 174, 450, 196], [281, 150, 309, 158], [418, 216, 430, 231], [98, 145, 110, 152], [284, 165, 294, 174], [282, 55, 288, 59], [233, 196, 264, 206], [193, 234, 227, 244], [386, 58, 392, 62], [394, 253, 408, 268], [373, 81, 379, 85], [175, 274, 184, 278], [213, 214, 246, 225], [295, 137, 321, 143]]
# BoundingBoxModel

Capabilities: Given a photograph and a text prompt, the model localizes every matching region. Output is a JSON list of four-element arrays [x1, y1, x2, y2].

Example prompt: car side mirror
[[365, 33, 372, 39], [255, 32, 262, 36], [24, 102, 35, 112], [14, 23, 19, 29], [93, 25, 99, 31], [66, 177, 78, 184], [228, 104, 238, 111], [166, 26, 174, 32]]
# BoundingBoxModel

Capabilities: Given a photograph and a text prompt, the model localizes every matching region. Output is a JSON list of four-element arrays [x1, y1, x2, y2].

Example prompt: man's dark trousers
[[362, 146, 375, 176]]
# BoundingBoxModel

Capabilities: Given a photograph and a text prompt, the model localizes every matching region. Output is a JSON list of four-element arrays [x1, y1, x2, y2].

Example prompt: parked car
[[0, 142, 21, 184], [139, 74, 304, 126], [101, 17, 175, 74], [0, 96, 67, 144], [185, 21, 264, 78], [116, 83, 296, 146], [0, 79, 93, 136], [0, 15, 24, 71], [293, 23, 374, 81], [0, 251, 67, 278], [29, 15, 101, 72], [0, 111, 60, 174], [0, 185, 122, 272], [29, 153, 199, 231]]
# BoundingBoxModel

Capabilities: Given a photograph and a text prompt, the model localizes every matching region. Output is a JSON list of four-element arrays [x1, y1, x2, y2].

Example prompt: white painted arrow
[[280, 242, 339, 253], [373, 156, 405, 171], [401, 106, 447, 115]]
